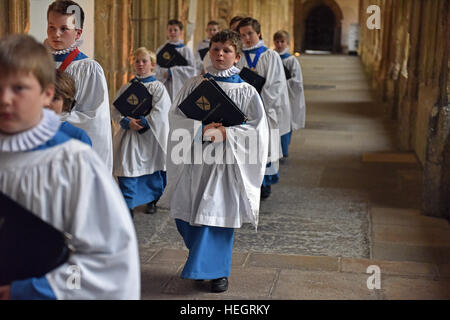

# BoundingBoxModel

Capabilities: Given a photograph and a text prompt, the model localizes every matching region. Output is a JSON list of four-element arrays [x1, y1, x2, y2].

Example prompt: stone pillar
[[94, 0, 134, 104], [423, 0, 450, 220], [0, 0, 30, 38]]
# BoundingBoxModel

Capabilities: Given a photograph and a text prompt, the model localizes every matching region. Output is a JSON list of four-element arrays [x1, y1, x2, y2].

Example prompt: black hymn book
[[239, 67, 266, 94], [198, 47, 209, 61], [177, 78, 248, 127], [284, 65, 292, 80], [0, 192, 73, 286], [113, 79, 153, 134], [156, 43, 188, 68]]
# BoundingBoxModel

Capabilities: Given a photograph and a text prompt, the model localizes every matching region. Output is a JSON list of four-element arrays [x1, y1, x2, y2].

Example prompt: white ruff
[[243, 40, 266, 51], [205, 66, 240, 77], [0, 109, 61, 152], [278, 48, 290, 55], [51, 39, 84, 55]]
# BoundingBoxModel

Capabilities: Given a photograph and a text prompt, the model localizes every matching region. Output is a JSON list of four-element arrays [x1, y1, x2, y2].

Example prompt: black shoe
[[129, 208, 134, 219], [211, 277, 228, 293], [279, 156, 288, 165], [261, 185, 271, 200], [145, 201, 157, 214]]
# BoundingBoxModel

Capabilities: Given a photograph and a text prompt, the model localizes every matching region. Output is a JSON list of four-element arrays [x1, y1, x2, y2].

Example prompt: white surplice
[[154, 41, 198, 101], [280, 48, 306, 130], [56, 54, 113, 174], [112, 77, 171, 177], [0, 109, 140, 300], [159, 66, 269, 229]]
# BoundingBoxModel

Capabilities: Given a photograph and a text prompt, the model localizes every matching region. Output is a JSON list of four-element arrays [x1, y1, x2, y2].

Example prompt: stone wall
[[131, 0, 294, 53], [359, 0, 450, 219], [0, 0, 30, 38]]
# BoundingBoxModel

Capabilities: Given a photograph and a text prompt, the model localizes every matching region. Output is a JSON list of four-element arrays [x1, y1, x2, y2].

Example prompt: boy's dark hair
[[229, 16, 244, 29], [168, 19, 183, 30], [207, 20, 220, 27], [55, 70, 77, 112], [237, 17, 262, 39], [273, 30, 290, 42], [47, 0, 85, 29], [210, 29, 242, 54], [0, 34, 55, 91]]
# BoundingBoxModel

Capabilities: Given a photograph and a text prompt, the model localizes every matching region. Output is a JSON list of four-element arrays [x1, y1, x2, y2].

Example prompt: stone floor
[[133, 54, 450, 300]]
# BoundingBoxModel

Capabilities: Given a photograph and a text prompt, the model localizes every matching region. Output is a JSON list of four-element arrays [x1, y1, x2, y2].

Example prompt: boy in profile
[[194, 20, 220, 75], [46, 0, 113, 172], [273, 30, 306, 160]]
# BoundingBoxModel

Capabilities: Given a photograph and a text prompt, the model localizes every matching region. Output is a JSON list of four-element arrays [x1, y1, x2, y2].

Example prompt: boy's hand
[[0, 285, 11, 300], [203, 122, 226, 142], [129, 118, 144, 131]]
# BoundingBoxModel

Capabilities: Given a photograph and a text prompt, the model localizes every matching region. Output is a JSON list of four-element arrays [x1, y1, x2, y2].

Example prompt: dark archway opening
[[304, 5, 336, 52]]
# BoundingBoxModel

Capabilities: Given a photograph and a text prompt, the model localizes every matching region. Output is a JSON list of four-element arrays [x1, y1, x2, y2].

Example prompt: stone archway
[[294, 0, 343, 53]]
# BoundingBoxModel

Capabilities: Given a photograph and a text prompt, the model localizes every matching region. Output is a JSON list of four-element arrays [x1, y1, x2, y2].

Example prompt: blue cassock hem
[[118, 171, 167, 209], [175, 219, 234, 280], [10, 277, 57, 300], [281, 131, 292, 157], [262, 162, 279, 187]]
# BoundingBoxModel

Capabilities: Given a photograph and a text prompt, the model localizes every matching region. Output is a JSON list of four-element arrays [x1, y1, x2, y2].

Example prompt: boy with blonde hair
[[0, 34, 140, 300], [112, 47, 171, 217]]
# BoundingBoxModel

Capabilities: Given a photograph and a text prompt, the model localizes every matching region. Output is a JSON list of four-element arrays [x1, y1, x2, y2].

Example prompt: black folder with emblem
[[239, 67, 266, 94], [283, 65, 292, 80], [113, 79, 153, 134], [177, 78, 248, 127], [157, 43, 188, 68], [198, 47, 209, 60], [0, 192, 73, 285]]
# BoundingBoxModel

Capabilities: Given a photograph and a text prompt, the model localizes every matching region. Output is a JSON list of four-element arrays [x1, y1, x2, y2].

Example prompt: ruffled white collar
[[0, 109, 61, 152], [277, 48, 290, 55], [167, 40, 184, 46], [243, 40, 266, 51], [205, 66, 240, 77], [51, 39, 84, 55]]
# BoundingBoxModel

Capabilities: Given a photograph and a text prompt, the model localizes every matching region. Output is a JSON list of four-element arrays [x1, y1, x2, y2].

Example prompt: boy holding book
[[0, 34, 140, 300], [274, 30, 306, 159], [236, 17, 291, 199], [160, 30, 269, 293], [155, 19, 197, 101], [112, 48, 171, 217], [46, 0, 113, 173]]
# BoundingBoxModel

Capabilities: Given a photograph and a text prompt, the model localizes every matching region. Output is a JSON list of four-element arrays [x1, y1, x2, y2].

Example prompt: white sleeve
[[46, 148, 140, 300]]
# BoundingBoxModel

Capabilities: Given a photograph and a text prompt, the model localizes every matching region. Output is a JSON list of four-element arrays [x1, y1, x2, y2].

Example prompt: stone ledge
[[341, 257, 438, 278], [247, 252, 339, 272]]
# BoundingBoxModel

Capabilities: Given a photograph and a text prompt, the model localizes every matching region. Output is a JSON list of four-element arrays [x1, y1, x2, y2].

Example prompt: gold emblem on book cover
[[196, 96, 210, 111], [127, 94, 139, 106], [163, 52, 171, 60]]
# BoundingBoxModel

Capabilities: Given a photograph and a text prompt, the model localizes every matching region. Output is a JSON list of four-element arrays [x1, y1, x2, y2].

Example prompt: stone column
[[423, 0, 450, 220], [0, 0, 30, 38], [94, 0, 134, 104]]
